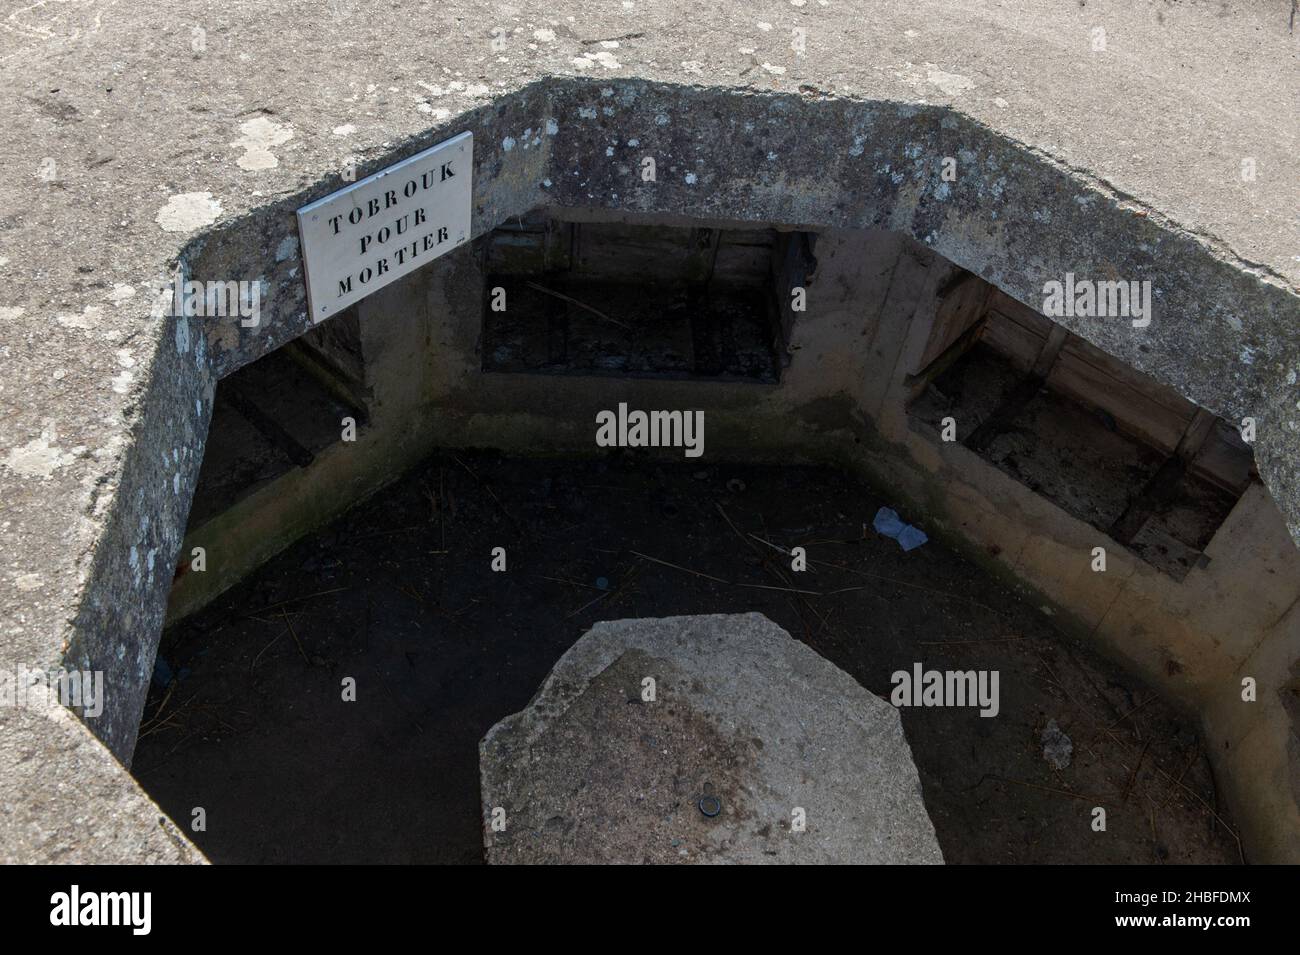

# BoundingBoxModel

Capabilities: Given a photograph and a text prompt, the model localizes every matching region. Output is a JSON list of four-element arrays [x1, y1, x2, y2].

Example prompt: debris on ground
[[872, 506, 929, 551], [1041, 718, 1073, 770]]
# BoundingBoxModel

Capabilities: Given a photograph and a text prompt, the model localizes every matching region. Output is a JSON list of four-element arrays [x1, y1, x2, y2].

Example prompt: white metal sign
[[296, 131, 472, 322]]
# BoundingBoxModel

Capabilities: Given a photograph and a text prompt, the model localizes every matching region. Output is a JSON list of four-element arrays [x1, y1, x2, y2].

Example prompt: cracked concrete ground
[[0, 0, 1296, 861]]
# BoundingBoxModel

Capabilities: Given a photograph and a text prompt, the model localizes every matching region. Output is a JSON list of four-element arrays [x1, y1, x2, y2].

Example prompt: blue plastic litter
[[896, 524, 928, 552], [873, 507, 906, 538], [872, 507, 928, 552]]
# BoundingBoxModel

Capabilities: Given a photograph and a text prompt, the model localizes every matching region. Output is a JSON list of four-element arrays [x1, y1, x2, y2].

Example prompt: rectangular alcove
[[907, 273, 1256, 581], [478, 211, 814, 383], [186, 308, 370, 531]]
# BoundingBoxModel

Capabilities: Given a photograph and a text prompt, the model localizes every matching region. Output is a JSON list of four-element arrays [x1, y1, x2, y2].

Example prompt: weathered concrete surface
[[0, 0, 1297, 859], [0, 685, 204, 863], [480, 613, 943, 864]]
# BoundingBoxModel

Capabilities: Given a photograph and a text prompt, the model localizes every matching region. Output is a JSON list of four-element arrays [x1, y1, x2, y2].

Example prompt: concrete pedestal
[[479, 613, 943, 864]]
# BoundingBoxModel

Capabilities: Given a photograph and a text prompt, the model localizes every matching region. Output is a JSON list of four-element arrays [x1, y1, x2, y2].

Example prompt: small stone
[[1041, 719, 1073, 770]]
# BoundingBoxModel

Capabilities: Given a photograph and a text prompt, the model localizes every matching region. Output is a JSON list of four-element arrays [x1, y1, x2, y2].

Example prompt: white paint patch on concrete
[[156, 192, 222, 233], [3, 431, 77, 479], [534, 28, 555, 42], [926, 67, 975, 96], [0, 306, 25, 321], [107, 284, 135, 303], [56, 305, 104, 330], [761, 63, 786, 75], [15, 573, 43, 591], [230, 117, 294, 171], [572, 50, 620, 70], [332, 124, 357, 137]]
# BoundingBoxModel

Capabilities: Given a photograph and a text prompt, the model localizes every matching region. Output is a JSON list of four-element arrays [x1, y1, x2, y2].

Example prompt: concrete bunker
[[136, 199, 1300, 864], [50, 80, 1300, 864]]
